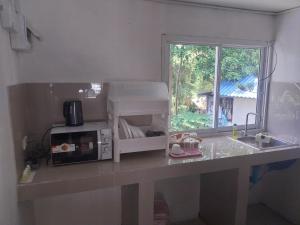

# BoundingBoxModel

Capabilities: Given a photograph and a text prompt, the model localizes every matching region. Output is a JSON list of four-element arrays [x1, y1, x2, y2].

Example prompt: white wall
[[0, 27, 19, 225], [18, 0, 275, 83], [254, 8, 300, 224], [232, 98, 256, 125], [272, 8, 300, 83], [18, 0, 165, 82], [13, 0, 275, 224]]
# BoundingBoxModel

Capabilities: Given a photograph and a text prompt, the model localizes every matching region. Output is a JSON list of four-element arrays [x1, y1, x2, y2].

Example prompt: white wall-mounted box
[[9, 13, 31, 51], [0, 0, 15, 30]]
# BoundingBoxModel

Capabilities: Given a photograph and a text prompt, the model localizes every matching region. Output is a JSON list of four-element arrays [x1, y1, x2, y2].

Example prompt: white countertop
[[17, 136, 300, 201]]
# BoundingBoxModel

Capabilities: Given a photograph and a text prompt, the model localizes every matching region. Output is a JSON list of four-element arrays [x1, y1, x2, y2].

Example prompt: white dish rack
[[107, 81, 169, 162]]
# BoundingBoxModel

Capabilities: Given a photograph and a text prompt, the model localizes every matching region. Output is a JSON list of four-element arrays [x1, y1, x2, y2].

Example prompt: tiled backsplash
[[27, 82, 108, 136], [267, 81, 300, 144], [11, 81, 299, 177], [8, 83, 108, 176]]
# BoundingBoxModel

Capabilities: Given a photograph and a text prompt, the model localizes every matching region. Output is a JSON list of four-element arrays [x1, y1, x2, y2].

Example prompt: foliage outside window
[[169, 43, 262, 132]]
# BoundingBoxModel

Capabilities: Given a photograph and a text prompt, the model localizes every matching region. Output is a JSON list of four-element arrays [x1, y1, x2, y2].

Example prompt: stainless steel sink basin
[[236, 136, 297, 150], [237, 136, 257, 145]]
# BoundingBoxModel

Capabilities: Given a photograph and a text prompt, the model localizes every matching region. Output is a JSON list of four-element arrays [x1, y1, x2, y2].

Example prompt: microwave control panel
[[99, 128, 112, 160]]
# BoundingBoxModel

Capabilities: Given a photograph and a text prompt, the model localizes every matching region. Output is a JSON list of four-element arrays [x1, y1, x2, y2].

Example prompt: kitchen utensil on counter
[[169, 144, 203, 159], [169, 132, 202, 148], [169, 134, 203, 158], [19, 165, 36, 184], [119, 118, 146, 139], [171, 144, 184, 155], [232, 123, 238, 140], [145, 130, 165, 137], [63, 100, 84, 126], [255, 133, 272, 147]]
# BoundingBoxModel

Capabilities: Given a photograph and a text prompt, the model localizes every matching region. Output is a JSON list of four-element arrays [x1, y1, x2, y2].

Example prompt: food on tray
[[169, 132, 202, 149]]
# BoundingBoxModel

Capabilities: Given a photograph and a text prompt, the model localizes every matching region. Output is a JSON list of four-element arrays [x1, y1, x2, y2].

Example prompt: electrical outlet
[[22, 136, 28, 151]]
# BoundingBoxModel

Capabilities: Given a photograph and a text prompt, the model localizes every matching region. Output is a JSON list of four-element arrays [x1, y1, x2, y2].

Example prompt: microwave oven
[[50, 122, 112, 165]]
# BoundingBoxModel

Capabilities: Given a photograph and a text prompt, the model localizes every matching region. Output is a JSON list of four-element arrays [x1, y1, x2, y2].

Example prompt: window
[[162, 35, 271, 133], [219, 47, 261, 127]]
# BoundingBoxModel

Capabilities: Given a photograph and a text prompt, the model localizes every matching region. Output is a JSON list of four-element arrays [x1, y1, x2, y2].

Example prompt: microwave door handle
[[97, 130, 102, 160]]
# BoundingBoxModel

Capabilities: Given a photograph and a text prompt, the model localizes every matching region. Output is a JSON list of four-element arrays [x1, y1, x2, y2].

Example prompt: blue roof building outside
[[220, 74, 257, 99]]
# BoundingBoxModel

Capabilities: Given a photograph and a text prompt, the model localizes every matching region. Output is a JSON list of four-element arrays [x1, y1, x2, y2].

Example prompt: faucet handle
[[240, 130, 246, 136]]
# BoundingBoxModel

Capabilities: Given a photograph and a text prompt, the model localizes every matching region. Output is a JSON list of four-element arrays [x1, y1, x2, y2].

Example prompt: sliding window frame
[[162, 34, 273, 135]]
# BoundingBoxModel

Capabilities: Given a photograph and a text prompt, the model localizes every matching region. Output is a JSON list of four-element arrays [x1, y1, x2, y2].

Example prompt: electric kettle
[[63, 100, 84, 126]]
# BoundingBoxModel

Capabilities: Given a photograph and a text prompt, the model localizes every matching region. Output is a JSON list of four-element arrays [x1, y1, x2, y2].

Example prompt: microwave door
[[51, 131, 99, 165]]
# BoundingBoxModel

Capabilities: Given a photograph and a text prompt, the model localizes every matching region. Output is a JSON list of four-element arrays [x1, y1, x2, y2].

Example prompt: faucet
[[243, 112, 258, 136]]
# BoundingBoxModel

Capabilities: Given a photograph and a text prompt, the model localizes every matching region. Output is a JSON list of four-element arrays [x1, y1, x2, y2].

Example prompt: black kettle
[[63, 100, 84, 126]]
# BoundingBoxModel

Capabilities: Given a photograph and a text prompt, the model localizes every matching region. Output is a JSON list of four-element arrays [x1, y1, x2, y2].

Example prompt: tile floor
[[172, 204, 294, 225], [247, 204, 294, 225], [172, 218, 206, 225]]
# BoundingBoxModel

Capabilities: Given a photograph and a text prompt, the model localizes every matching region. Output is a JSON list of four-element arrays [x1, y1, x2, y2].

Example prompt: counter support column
[[138, 181, 154, 225], [235, 166, 250, 225], [18, 200, 36, 225]]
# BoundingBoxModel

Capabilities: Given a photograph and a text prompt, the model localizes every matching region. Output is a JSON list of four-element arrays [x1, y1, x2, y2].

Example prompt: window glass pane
[[170, 44, 216, 132], [218, 47, 261, 127]]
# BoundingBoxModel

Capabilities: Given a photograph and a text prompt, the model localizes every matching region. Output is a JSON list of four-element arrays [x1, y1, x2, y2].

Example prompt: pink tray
[[169, 148, 202, 158]]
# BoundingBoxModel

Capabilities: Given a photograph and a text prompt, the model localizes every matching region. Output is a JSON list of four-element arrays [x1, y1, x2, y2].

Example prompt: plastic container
[[232, 124, 238, 140]]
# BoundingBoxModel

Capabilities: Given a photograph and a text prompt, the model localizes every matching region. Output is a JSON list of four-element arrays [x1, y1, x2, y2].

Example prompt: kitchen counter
[[17, 136, 300, 225], [17, 137, 251, 200], [18, 136, 300, 200]]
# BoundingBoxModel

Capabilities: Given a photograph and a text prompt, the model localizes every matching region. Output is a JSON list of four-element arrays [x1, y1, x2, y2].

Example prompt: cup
[[171, 144, 184, 155]]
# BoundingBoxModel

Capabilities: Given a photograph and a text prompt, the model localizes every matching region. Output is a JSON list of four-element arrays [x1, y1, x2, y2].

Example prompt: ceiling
[[166, 0, 300, 13]]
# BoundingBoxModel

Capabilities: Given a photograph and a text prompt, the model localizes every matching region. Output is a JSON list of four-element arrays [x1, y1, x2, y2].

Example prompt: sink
[[236, 136, 297, 150], [237, 136, 257, 145]]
